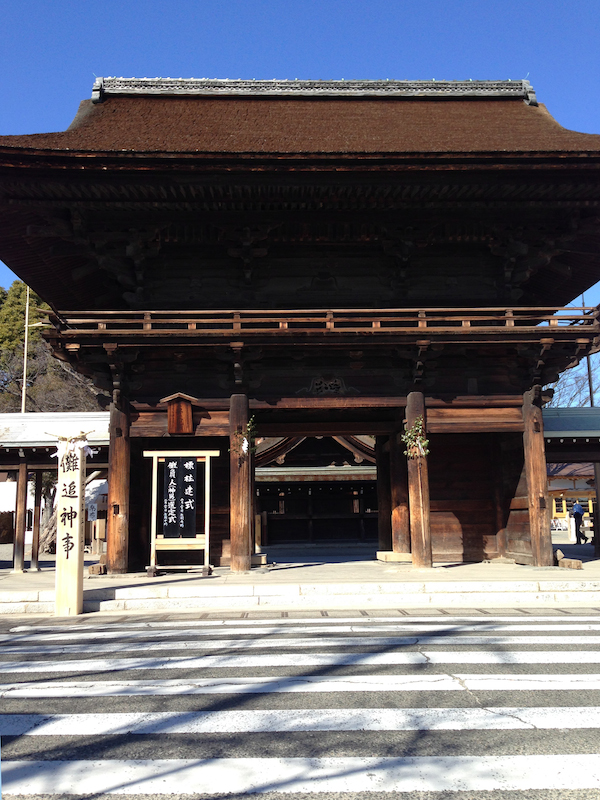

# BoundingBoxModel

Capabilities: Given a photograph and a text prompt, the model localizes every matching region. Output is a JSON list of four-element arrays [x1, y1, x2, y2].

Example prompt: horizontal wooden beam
[[260, 422, 394, 436], [426, 407, 524, 433]]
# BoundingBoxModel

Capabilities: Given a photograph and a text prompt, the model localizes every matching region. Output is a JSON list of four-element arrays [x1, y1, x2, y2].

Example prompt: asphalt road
[[1, 608, 600, 799]]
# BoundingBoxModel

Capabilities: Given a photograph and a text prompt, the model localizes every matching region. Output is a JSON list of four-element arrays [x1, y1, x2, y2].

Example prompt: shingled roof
[[1, 78, 599, 156]]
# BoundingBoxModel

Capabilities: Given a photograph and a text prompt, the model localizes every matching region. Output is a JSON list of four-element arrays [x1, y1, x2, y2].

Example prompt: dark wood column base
[[107, 400, 131, 574], [230, 394, 252, 573]]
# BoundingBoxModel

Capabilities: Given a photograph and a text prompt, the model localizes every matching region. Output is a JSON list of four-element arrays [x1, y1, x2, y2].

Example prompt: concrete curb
[[1, 579, 599, 614]]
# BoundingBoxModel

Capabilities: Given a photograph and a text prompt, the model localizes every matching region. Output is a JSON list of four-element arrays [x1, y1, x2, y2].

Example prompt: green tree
[[0, 280, 47, 351], [0, 279, 105, 412]]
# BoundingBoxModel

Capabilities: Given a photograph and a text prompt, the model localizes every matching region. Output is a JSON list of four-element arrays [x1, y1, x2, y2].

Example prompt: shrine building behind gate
[[1, 77, 600, 573]]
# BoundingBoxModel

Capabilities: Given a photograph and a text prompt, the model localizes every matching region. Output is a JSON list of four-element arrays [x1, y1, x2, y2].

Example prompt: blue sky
[[1, 0, 600, 303]]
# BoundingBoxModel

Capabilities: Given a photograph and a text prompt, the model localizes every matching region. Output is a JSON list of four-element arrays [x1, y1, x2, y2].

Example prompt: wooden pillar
[[390, 430, 410, 554], [376, 436, 392, 551], [107, 400, 130, 574], [250, 449, 256, 554], [406, 391, 432, 568], [30, 470, 43, 572], [492, 435, 507, 558], [593, 462, 600, 558], [230, 393, 251, 572], [13, 462, 28, 573], [261, 510, 268, 547], [522, 389, 553, 567]]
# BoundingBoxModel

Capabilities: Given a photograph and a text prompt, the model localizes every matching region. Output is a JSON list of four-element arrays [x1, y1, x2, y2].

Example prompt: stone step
[[1, 579, 600, 615]]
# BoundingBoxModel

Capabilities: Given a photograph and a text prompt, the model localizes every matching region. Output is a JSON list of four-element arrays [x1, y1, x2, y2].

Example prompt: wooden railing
[[48, 306, 599, 337]]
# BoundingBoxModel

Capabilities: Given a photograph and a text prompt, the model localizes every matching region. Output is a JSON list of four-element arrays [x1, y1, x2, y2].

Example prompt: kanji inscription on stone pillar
[[54, 434, 91, 615]]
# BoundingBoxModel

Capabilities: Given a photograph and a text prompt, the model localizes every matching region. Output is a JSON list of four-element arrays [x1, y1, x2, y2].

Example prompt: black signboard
[[163, 457, 196, 536]]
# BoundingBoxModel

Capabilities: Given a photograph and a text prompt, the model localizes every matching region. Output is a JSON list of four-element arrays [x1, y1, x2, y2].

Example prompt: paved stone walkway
[[1, 537, 599, 614]]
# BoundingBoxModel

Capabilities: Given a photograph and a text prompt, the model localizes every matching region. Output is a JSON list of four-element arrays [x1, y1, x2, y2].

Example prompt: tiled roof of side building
[[0, 78, 599, 156]]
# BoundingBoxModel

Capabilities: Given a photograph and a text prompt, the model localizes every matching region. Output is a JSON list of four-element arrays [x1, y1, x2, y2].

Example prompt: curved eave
[[2, 146, 600, 173]]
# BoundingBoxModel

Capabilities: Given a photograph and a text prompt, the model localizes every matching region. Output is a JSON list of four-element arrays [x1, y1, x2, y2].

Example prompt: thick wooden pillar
[[107, 400, 130, 574], [13, 462, 27, 573], [31, 471, 43, 572], [492, 435, 507, 558], [250, 449, 257, 554], [230, 393, 251, 572], [376, 436, 392, 551], [594, 462, 600, 558], [390, 430, 410, 554], [406, 392, 432, 568], [522, 389, 553, 567]]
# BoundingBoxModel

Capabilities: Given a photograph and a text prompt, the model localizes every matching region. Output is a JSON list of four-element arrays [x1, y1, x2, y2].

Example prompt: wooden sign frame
[[143, 450, 219, 569]]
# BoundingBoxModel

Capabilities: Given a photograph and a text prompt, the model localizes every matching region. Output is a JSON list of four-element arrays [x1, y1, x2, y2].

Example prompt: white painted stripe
[[11, 615, 600, 634], [4, 755, 600, 793], [3, 706, 600, 735], [5, 622, 600, 644], [2, 673, 600, 696], [1, 636, 599, 668], [2, 649, 600, 670]]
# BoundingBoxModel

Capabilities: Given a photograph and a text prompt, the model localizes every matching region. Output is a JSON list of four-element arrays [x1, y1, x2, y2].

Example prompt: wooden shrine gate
[[3, 78, 600, 574], [90, 386, 557, 572]]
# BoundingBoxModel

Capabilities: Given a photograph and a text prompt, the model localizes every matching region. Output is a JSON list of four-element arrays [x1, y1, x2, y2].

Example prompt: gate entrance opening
[[255, 436, 378, 547]]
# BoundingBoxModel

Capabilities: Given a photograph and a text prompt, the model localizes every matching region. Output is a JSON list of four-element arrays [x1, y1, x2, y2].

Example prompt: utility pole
[[21, 285, 30, 414]]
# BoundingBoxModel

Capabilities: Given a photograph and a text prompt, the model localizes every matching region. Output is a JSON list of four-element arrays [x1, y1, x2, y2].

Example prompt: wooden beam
[[252, 397, 407, 410], [260, 422, 394, 436], [522, 389, 553, 567], [426, 407, 524, 433], [13, 462, 27, 573], [390, 430, 410, 554], [230, 393, 251, 572], [31, 471, 43, 572], [406, 392, 432, 568], [376, 436, 392, 551], [107, 400, 131, 574]]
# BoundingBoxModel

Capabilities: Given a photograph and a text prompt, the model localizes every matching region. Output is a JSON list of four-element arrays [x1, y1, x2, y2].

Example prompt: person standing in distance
[[572, 501, 588, 545]]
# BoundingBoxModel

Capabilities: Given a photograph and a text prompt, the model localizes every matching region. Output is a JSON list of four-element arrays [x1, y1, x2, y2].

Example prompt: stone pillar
[[376, 436, 392, 551], [230, 393, 251, 572], [522, 389, 553, 567], [406, 391, 432, 568], [13, 461, 27, 573], [107, 399, 131, 574], [55, 441, 86, 615], [390, 430, 410, 554]]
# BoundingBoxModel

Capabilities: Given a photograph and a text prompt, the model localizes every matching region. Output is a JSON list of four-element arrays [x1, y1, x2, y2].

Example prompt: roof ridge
[[91, 77, 538, 105]]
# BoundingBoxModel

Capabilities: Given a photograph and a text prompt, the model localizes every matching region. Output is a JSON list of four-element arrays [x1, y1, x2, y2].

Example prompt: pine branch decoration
[[401, 415, 430, 458], [230, 415, 258, 457]]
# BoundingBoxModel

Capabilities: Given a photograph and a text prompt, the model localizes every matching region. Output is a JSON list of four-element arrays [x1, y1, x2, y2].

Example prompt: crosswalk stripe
[[3, 649, 600, 664], [1, 635, 599, 664], [4, 706, 600, 735], [4, 622, 600, 645], [3, 613, 600, 797], [4, 755, 600, 794], [10, 614, 600, 634], [2, 673, 600, 696]]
